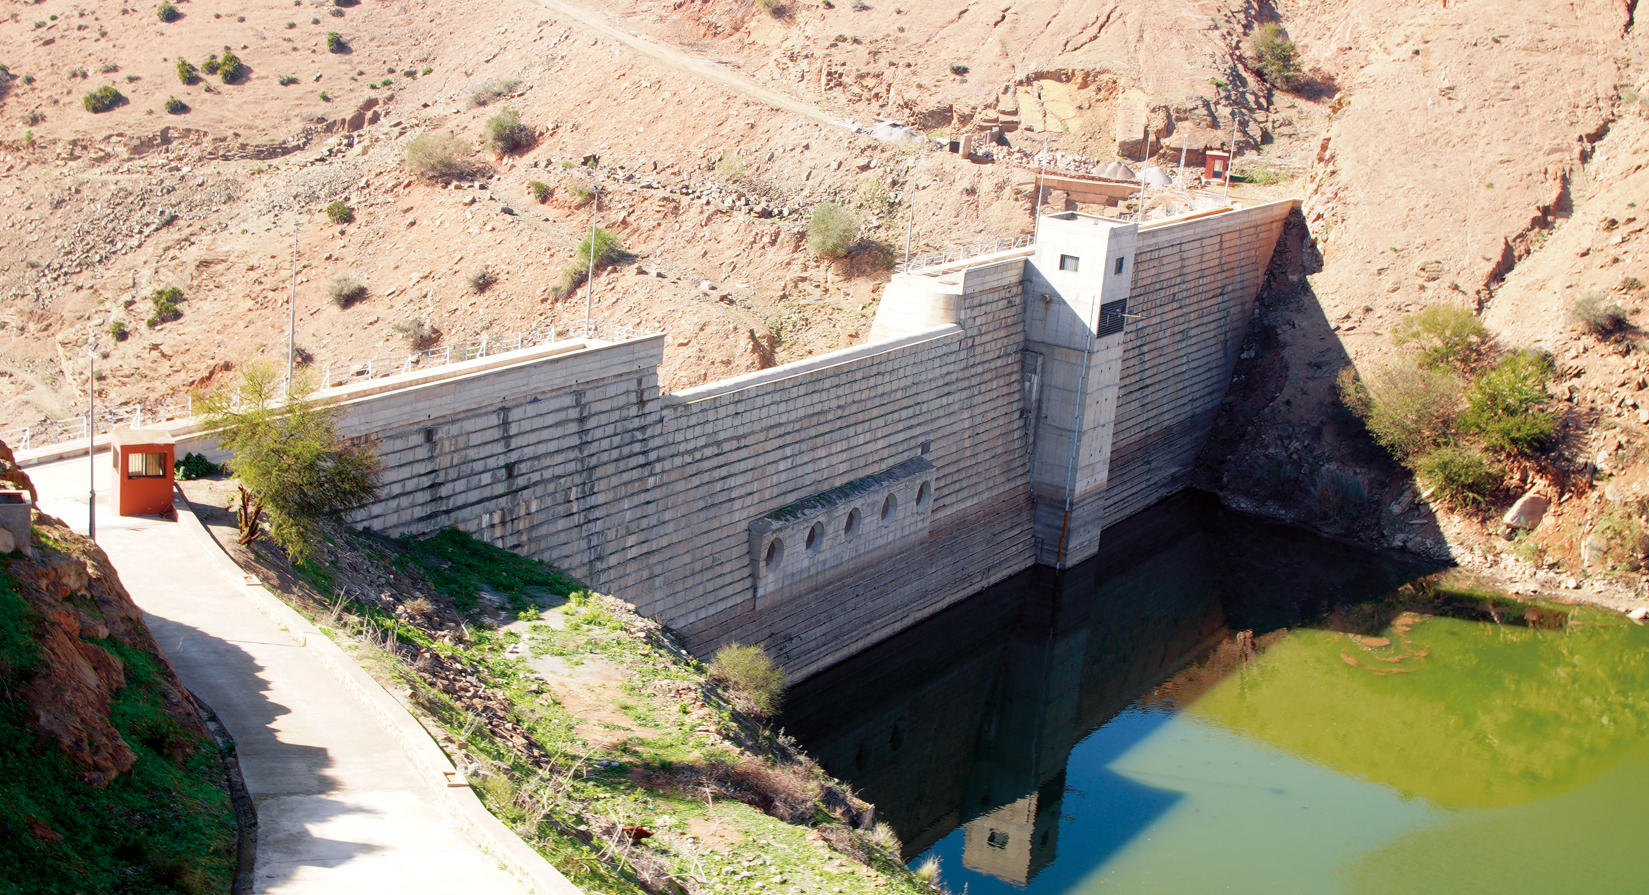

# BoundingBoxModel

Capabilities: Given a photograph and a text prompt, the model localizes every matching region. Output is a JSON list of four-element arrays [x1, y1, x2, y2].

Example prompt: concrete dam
[[300, 199, 1295, 680]]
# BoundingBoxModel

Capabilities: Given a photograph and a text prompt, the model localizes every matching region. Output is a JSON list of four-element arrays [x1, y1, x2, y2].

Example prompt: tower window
[[1059, 254, 1080, 272]]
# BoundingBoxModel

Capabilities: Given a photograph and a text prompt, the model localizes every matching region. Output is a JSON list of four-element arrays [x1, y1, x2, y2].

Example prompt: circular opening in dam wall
[[881, 495, 897, 522], [764, 537, 784, 571], [845, 508, 861, 539], [916, 481, 931, 511], [806, 522, 824, 554]]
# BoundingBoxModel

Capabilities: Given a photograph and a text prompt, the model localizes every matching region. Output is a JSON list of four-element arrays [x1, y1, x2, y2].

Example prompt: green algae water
[[782, 492, 1649, 895]]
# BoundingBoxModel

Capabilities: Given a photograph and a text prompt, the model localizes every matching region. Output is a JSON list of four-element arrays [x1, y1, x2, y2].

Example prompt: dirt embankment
[[1, 492, 238, 891]]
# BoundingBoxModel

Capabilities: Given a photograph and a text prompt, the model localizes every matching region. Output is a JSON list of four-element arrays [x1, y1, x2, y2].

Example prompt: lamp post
[[87, 336, 98, 542], [287, 214, 300, 395]]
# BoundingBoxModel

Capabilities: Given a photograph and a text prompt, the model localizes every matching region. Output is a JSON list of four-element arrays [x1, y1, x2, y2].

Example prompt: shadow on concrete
[[137, 614, 383, 887], [781, 490, 1438, 889]]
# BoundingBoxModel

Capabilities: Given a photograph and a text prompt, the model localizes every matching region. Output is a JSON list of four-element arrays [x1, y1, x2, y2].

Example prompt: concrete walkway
[[29, 458, 530, 895]]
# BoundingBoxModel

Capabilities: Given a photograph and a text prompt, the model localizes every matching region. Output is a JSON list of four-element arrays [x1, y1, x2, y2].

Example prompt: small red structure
[[111, 429, 176, 517], [1205, 149, 1231, 181]]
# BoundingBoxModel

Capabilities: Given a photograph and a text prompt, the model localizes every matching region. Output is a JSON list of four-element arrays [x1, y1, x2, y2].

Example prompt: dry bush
[[1572, 291, 1628, 337], [708, 643, 785, 717], [328, 274, 367, 308], [404, 133, 474, 181]]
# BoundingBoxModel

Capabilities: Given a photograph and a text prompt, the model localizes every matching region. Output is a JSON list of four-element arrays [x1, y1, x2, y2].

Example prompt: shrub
[[1338, 360, 1461, 460], [471, 78, 520, 106], [217, 47, 245, 83], [467, 267, 497, 293], [147, 286, 183, 327], [556, 227, 624, 296], [1414, 446, 1501, 509], [527, 180, 550, 203], [708, 643, 785, 717], [949, 63, 969, 75], [173, 452, 222, 480], [277, 74, 299, 86], [82, 85, 123, 113], [201, 55, 221, 76], [1313, 467, 1370, 530], [1623, 276, 1645, 293], [1392, 305, 1491, 371], [156, 2, 181, 22], [565, 177, 595, 207], [109, 320, 129, 341], [324, 200, 354, 224], [163, 95, 188, 114], [760, 0, 788, 17], [328, 274, 367, 307], [176, 57, 198, 84], [1572, 291, 1628, 336], [393, 317, 439, 349], [1251, 23, 1301, 88], [326, 32, 348, 53], [403, 133, 473, 180], [806, 202, 859, 258], [482, 108, 532, 156], [1458, 348, 1557, 455]]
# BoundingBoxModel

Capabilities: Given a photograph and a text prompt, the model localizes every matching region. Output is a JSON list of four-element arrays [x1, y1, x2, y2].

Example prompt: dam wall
[[43, 200, 1298, 679]]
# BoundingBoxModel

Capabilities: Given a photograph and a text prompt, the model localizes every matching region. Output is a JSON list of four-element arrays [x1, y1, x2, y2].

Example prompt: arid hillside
[[0, 0, 1294, 422]]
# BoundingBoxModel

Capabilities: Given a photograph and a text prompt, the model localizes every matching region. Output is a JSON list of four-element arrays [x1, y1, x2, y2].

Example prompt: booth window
[[127, 452, 167, 478]]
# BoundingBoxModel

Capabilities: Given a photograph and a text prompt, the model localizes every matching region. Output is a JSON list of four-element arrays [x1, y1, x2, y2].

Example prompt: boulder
[[1502, 491, 1550, 530]]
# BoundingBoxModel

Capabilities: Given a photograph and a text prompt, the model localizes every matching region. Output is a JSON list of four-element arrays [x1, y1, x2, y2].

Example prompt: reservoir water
[[781, 491, 1649, 895]]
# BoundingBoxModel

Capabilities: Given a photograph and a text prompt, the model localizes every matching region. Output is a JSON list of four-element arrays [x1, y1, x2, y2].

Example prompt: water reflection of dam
[[782, 492, 1426, 884]]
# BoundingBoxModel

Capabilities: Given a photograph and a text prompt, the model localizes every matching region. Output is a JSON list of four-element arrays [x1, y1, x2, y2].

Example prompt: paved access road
[[29, 458, 529, 894]]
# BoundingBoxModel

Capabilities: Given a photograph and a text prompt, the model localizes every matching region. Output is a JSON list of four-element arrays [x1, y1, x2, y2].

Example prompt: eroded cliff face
[[1200, 0, 1649, 602], [5, 511, 208, 785]]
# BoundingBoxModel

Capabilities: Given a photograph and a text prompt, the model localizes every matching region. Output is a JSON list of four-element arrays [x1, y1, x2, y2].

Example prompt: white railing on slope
[[897, 234, 1035, 274], [2, 320, 656, 453]]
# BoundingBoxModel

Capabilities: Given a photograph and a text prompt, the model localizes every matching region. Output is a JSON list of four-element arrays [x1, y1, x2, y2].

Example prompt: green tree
[[1251, 24, 1302, 89], [199, 364, 380, 565]]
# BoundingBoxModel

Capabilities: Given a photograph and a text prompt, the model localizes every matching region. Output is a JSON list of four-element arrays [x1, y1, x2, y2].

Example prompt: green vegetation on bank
[[226, 521, 937, 895], [0, 557, 235, 894], [1340, 305, 1557, 507]]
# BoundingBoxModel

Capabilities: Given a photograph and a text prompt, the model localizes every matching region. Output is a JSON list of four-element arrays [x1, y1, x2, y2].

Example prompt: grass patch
[[404, 132, 474, 181], [401, 528, 579, 612]]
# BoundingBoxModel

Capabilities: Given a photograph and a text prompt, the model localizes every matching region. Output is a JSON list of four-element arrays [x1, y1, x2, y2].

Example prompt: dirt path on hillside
[[526, 0, 861, 132]]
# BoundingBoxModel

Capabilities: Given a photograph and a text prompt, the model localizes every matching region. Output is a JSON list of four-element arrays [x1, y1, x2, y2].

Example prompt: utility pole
[[584, 179, 598, 335], [87, 337, 97, 542], [287, 214, 299, 395], [1223, 107, 1239, 202]]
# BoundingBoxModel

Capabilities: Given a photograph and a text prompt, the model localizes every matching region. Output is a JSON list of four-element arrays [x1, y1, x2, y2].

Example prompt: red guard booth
[[111, 429, 176, 517], [1205, 149, 1231, 181]]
